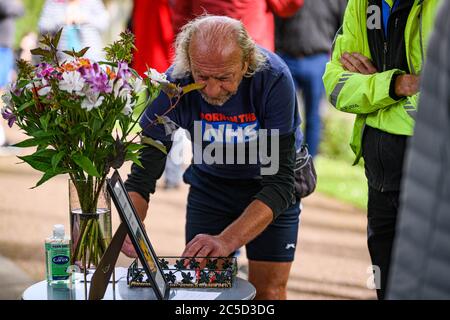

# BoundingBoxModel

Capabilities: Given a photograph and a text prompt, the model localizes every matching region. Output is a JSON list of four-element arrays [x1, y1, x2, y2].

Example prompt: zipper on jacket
[[383, 42, 388, 71]]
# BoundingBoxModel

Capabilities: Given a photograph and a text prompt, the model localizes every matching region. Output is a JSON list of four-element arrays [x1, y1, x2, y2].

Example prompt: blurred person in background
[[0, 0, 24, 148], [131, 0, 183, 189], [131, 0, 173, 75], [323, 0, 441, 299], [275, 0, 347, 158], [38, 0, 109, 62], [170, 0, 304, 51], [388, 1, 450, 299]]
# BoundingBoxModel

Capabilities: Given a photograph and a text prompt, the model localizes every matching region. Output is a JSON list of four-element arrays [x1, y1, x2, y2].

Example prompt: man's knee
[[248, 260, 292, 300]]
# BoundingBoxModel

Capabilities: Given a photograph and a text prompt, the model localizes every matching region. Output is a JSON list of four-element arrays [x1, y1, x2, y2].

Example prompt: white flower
[[113, 79, 130, 98], [25, 82, 34, 91], [37, 86, 51, 96], [144, 68, 169, 86], [1, 103, 9, 115], [122, 94, 136, 115], [37, 79, 51, 96], [1, 91, 12, 107], [59, 71, 86, 94], [81, 92, 104, 111], [132, 77, 146, 94]]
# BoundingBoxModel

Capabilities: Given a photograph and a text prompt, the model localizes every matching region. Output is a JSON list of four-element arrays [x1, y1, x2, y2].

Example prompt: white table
[[22, 276, 256, 300]]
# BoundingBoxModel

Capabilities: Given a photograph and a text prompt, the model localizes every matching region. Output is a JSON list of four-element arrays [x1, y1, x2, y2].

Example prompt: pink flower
[[79, 63, 111, 94], [36, 63, 55, 79]]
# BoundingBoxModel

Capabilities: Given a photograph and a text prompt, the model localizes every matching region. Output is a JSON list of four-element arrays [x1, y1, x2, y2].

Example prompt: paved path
[[0, 146, 376, 300]]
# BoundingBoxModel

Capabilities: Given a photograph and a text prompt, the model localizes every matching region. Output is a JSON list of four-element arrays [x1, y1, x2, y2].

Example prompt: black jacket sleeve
[[253, 132, 296, 221], [124, 139, 172, 203]]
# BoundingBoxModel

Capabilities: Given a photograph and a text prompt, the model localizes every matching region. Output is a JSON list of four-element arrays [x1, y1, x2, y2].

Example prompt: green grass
[[315, 155, 367, 210], [14, 0, 45, 49]]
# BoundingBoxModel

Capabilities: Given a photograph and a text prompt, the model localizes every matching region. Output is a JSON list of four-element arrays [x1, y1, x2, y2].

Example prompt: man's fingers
[[195, 246, 214, 265], [121, 236, 138, 258], [340, 55, 358, 72], [122, 243, 138, 258], [352, 53, 377, 74], [182, 240, 202, 257], [197, 245, 213, 258], [344, 53, 367, 73]]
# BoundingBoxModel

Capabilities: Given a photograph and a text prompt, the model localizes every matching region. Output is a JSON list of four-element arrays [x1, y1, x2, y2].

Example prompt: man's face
[[189, 39, 248, 106]]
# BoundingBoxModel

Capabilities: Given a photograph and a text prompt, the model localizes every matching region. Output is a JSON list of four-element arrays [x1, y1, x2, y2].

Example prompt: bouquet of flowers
[[1, 29, 202, 269]]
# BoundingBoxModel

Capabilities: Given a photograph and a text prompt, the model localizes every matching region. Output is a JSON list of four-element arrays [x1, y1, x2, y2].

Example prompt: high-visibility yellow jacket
[[323, 0, 441, 164]]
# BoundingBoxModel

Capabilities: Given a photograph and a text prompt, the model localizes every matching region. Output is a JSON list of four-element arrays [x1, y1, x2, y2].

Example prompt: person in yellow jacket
[[323, 0, 441, 299]]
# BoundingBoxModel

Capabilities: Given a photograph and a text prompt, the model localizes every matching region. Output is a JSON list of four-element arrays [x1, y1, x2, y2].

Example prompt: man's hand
[[394, 74, 420, 97], [121, 235, 138, 258], [340, 52, 377, 75], [121, 221, 147, 258], [182, 234, 233, 260]]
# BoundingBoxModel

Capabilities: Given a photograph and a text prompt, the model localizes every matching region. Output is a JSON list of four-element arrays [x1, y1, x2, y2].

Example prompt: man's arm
[[323, 0, 408, 114], [122, 140, 171, 257], [183, 199, 273, 257], [339, 51, 420, 99], [183, 132, 296, 257]]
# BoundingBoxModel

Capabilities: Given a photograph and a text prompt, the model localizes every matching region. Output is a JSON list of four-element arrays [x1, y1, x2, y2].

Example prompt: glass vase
[[69, 177, 112, 271]]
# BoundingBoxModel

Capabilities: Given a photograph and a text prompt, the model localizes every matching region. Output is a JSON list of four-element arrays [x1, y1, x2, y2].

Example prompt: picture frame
[[107, 170, 170, 300]]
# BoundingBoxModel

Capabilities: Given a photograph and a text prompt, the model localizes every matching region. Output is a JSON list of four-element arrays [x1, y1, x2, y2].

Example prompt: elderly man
[[123, 15, 302, 300]]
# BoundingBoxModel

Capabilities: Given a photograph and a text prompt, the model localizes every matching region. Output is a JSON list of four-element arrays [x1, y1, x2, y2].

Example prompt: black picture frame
[[107, 170, 170, 300]]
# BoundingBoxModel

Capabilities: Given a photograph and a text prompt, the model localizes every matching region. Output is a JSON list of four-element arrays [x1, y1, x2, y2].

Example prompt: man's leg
[[367, 186, 399, 300], [248, 260, 292, 300], [245, 201, 301, 300]]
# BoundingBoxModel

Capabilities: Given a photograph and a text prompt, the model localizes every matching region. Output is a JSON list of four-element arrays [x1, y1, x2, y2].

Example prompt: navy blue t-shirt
[[140, 48, 302, 179]]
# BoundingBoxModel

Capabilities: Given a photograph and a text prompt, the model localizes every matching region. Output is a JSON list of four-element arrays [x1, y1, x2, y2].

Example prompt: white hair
[[171, 15, 268, 79]]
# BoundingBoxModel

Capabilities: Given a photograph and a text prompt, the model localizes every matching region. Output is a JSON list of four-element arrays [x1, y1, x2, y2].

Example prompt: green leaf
[[18, 149, 57, 172], [62, 50, 77, 57], [76, 47, 90, 57], [30, 48, 52, 58], [182, 83, 205, 95], [17, 155, 51, 172], [141, 136, 167, 154], [125, 151, 143, 168], [17, 79, 30, 88], [32, 170, 60, 189], [160, 82, 180, 100], [52, 28, 63, 48], [91, 117, 103, 135], [126, 143, 146, 152], [13, 138, 42, 148], [30, 129, 57, 139], [72, 154, 101, 177], [17, 100, 34, 112], [52, 151, 65, 171], [40, 113, 51, 132]]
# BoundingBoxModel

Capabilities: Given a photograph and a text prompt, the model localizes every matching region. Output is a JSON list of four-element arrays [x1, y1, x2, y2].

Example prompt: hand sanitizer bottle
[[45, 224, 71, 286]]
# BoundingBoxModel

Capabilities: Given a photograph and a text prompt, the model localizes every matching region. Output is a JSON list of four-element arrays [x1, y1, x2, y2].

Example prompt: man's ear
[[242, 60, 249, 74]]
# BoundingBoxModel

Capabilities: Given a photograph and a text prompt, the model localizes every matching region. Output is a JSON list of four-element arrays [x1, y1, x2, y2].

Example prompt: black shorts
[[183, 165, 301, 262]]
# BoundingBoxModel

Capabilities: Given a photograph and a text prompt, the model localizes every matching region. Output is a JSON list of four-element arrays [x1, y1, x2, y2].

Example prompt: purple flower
[[79, 63, 111, 94], [1, 109, 16, 128], [36, 63, 55, 79], [117, 62, 131, 81]]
